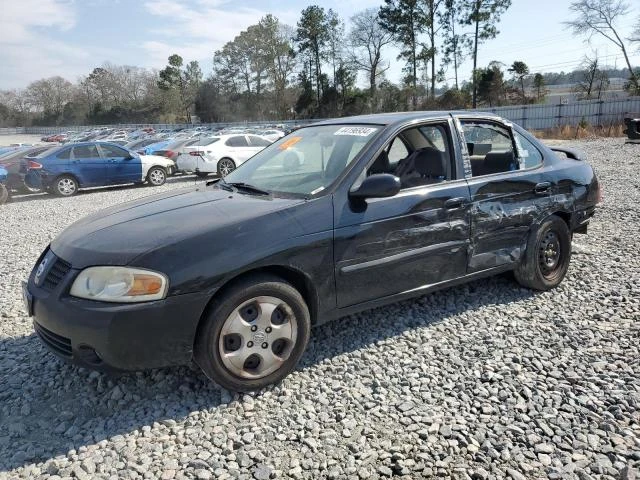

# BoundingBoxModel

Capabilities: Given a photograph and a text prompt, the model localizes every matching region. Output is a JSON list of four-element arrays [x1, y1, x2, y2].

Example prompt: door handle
[[534, 182, 551, 194], [444, 197, 468, 209]]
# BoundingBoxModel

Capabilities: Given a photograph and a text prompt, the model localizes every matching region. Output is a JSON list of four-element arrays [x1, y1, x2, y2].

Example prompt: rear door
[[454, 117, 548, 273], [247, 135, 272, 157], [70, 144, 105, 186], [99, 144, 142, 184]]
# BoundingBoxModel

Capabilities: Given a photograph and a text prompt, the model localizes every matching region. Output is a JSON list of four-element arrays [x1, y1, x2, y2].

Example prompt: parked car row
[[0, 142, 175, 203]]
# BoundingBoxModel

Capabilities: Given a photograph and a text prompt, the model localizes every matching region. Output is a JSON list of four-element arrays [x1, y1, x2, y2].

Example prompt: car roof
[[311, 111, 501, 127]]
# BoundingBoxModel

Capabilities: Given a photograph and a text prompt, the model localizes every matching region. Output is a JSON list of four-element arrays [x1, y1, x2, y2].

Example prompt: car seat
[[396, 147, 447, 188]]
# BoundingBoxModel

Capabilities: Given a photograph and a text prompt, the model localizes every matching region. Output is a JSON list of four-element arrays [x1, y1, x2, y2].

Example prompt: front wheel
[[194, 274, 311, 392], [515, 214, 572, 291], [54, 175, 78, 197], [217, 158, 236, 177], [147, 167, 166, 186]]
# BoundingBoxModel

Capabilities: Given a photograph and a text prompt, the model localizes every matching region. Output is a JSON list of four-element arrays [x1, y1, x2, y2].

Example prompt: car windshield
[[220, 124, 380, 197]]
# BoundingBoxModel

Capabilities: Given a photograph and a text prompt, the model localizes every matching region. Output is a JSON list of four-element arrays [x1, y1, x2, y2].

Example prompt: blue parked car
[[25, 142, 175, 197], [0, 166, 8, 204]]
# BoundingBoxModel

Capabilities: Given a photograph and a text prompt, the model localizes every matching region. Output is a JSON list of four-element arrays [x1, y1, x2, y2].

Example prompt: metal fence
[[474, 97, 640, 130], [2, 97, 639, 135]]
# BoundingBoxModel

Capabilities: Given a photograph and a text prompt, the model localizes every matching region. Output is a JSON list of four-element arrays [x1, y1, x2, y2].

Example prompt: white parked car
[[140, 154, 176, 186], [258, 129, 286, 142], [176, 134, 272, 177]]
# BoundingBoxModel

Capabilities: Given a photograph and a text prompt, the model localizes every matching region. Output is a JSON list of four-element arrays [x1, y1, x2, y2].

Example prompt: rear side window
[[56, 148, 71, 160], [226, 136, 248, 147], [72, 145, 100, 159], [514, 131, 543, 169], [248, 136, 271, 147], [461, 121, 517, 177], [99, 144, 129, 158]]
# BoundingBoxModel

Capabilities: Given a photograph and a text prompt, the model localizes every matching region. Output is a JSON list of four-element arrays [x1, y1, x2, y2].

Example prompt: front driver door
[[99, 144, 142, 185], [333, 120, 472, 308]]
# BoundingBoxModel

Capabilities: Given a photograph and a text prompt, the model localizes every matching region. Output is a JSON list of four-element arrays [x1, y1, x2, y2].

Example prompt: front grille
[[42, 257, 72, 291], [34, 321, 73, 358]]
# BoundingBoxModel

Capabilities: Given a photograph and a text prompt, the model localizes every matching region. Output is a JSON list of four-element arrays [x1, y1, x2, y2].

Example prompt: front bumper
[[26, 249, 211, 371]]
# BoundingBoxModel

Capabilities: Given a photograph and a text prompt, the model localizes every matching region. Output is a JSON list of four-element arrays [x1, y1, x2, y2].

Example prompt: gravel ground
[[0, 138, 638, 480]]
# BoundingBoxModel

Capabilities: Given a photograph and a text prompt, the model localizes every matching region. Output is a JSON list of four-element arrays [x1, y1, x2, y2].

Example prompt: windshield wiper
[[225, 181, 271, 196]]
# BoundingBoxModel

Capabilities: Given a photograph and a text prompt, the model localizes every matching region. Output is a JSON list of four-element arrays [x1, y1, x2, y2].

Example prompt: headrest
[[483, 151, 515, 174], [370, 150, 390, 174], [414, 147, 447, 178]]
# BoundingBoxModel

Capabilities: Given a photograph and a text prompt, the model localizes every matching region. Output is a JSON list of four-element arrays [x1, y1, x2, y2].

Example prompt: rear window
[[198, 137, 220, 147]]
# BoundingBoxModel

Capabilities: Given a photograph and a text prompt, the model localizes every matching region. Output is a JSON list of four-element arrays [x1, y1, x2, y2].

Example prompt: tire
[[217, 158, 236, 177], [0, 184, 8, 205], [194, 274, 311, 392], [53, 175, 79, 197], [514, 214, 572, 291], [195, 171, 209, 178], [146, 166, 166, 186]]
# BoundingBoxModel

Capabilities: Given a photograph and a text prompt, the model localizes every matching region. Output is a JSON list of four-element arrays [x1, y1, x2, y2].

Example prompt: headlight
[[70, 267, 168, 303]]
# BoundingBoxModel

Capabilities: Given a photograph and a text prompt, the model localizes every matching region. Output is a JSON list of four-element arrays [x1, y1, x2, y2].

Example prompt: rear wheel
[[515, 215, 572, 291], [54, 175, 78, 197], [147, 167, 166, 186], [217, 158, 236, 177], [194, 274, 311, 392]]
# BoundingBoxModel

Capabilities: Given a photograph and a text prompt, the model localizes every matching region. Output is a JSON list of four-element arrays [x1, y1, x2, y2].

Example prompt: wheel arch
[[193, 265, 319, 347]]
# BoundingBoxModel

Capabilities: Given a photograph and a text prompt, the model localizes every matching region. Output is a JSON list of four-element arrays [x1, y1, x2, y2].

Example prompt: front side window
[[221, 124, 381, 197], [248, 136, 272, 147], [365, 123, 454, 190], [461, 121, 517, 177]]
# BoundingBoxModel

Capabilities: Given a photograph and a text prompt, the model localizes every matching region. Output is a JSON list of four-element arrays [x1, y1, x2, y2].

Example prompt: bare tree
[[349, 8, 394, 95], [565, 0, 638, 91], [573, 53, 610, 100], [630, 15, 640, 46]]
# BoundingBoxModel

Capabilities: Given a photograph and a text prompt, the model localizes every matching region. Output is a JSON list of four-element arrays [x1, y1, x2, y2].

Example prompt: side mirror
[[350, 174, 401, 200]]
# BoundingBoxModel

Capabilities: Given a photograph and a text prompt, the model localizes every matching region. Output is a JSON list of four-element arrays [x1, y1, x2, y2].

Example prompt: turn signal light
[[28, 161, 43, 169]]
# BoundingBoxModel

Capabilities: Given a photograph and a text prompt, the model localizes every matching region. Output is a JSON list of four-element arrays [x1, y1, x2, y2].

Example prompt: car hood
[[51, 186, 305, 268]]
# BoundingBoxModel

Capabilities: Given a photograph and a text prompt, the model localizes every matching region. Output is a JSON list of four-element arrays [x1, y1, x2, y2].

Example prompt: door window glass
[[514, 131, 543, 169], [226, 136, 249, 147], [99, 144, 129, 158], [387, 138, 409, 168], [56, 148, 71, 160], [461, 121, 517, 177], [248, 136, 272, 147], [366, 123, 454, 190], [72, 145, 100, 159]]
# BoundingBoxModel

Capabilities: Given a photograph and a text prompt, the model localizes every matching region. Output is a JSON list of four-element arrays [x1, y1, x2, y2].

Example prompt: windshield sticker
[[279, 136, 302, 150], [334, 127, 377, 137]]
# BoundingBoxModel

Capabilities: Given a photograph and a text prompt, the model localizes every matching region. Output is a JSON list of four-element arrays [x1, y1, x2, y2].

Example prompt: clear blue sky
[[1, 0, 638, 89]]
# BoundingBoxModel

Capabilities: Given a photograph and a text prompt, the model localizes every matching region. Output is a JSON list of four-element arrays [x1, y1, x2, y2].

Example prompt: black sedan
[[24, 112, 600, 391]]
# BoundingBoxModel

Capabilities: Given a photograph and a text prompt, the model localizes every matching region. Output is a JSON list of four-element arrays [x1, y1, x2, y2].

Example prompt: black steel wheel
[[515, 214, 572, 291]]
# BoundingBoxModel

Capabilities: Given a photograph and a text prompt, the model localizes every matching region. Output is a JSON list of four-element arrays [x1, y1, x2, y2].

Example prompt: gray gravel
[[1, 138, 639, 479]]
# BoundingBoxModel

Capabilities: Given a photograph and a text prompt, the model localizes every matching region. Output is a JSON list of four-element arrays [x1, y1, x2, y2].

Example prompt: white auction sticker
[[334, 127, 377, 137]]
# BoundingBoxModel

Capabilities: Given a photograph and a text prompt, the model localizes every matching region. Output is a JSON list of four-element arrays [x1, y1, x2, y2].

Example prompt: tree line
[[1, 0, 638, 127]]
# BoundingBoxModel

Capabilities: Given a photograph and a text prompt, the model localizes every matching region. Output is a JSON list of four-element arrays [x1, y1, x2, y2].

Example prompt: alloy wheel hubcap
[[218, 296, 297, 379], [58, 178, 76, 195], [219, 160, 234, 176], [150, 170, 165, 184], [539, 230, 561, 275]]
